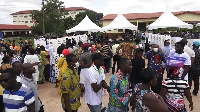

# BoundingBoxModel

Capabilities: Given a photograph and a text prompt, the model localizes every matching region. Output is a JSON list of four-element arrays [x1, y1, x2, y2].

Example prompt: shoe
[[192, 92, 197, 96]]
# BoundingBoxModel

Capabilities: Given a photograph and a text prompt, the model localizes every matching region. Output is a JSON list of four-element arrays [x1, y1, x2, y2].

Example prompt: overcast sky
[[1, 0, 200, 24]]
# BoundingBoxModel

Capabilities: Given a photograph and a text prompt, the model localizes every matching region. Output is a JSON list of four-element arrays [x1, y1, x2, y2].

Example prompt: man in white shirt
[[84, 53, 110, 112], [180, 39, 195, 64], [169, 41, 191, 81], [112, 40, 120, 74]]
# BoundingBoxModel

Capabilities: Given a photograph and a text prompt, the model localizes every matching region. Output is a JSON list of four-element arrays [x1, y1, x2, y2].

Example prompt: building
[[11, 10, 34, 27], [101, 11, 200, 34], [11, 7, 103, 27], [0, 24, 31, 37]]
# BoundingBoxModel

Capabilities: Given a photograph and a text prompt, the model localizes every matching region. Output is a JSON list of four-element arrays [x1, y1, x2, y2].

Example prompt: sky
[[0, 0, 200, 24]]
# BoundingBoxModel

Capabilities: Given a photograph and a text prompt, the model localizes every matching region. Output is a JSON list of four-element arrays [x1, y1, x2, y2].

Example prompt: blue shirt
[[3, 83, 35, 112], [144, 50, 165, 77], [162, 46, 172, 57], [108, 70, 130, 112]]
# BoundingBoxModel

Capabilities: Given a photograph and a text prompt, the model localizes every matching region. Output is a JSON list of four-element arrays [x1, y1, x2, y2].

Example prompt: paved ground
[[38, 70, 200, 112]]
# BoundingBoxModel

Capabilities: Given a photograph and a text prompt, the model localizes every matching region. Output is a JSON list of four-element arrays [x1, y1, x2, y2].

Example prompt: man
[[61, 54, 81, 112], [180, 39, 195, 64], [108, 58, 134, 112], [144, 44, 165, 94], [79, 43, 92, 85], [112, 40, 120, 74], [12, 61, 23, 82], [0, 74, 4, 112], [40, 45, 50, 81], [74, 41, 84, 75], [116, 36, 136, 59], [169, 42, 191, 81], [102, 41, 112, 73], [131, 48, 145, 93], [0, 68, 35, 112], [189, 41, 200, 96], [162, 39, 172, 57], [21, 63, 43, 112], [84, 53, 110, 112]]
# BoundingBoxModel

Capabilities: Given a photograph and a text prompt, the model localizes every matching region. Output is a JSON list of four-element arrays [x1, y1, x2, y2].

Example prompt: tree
[[63, 16, 75, 30], [31, 0, 67, 36]]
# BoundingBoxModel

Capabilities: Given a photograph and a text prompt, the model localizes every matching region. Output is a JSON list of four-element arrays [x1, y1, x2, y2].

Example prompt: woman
[[0, 55, 12, 72], [135, 68, 169, 112], [52, 46, 64, 87], [57, 49, 70, 94], [160, 67, 193, 112], [36, 48, 45, 84], [24, 48, 40, 82], [61, 53, 81, 112]]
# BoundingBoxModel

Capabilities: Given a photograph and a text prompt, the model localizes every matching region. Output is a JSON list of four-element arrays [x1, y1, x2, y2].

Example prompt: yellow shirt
[[57, 57, 68, 78], [61, 67, 81, 110], [41, 51, 49, 65]]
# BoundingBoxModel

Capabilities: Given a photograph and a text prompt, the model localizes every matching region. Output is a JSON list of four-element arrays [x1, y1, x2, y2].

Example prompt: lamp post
[[42, 0, 45, 37]]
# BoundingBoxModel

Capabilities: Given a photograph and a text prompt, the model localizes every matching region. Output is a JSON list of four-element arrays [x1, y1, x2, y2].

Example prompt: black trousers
[[44, 64, 50, 81], [151, 77, 163, 94], [188, 69, 200, 94], [0, 95, 3, 112], [112, 55, 121, 74], [64, 109, 77, 112], [104, 57, 111, 73]]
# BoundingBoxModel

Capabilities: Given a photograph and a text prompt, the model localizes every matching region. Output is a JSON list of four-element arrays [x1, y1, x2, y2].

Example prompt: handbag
[[164, 96, 185, 112]]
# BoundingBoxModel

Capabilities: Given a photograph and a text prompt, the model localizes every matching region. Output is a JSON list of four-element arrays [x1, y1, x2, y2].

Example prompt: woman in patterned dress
[[36, 48, 45, 84], [52, 46, 64, 87]]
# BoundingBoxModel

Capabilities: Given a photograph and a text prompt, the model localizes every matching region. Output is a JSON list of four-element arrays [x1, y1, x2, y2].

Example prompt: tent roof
[[66, 15, 101, 33], [101, 14, 137, 31], [196, 23, 200, 26], [147, 9, 193, 30]]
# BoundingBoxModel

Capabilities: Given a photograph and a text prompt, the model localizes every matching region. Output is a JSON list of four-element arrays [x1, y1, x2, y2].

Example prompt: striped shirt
[[3, 83, 35, 112], [162, 78, 189, 99], [102, 45, 111, 58]]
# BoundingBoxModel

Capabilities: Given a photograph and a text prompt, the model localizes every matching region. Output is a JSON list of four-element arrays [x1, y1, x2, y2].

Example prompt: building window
[[13, 21, 16, 22], [30, 21, 33, 23], [13, 16, 17, 17], [24, 16, 28, 18], [25, 21, 28, 23], [118, 29, 123, 32], [22, 21, 24, 22], [20, 15, 23, 17], [29, 15, 32, 17]]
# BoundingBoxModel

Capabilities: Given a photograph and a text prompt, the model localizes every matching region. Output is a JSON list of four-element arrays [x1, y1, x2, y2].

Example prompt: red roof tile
[[101, 11, 200, 20], [11, 10, 36, 15], [0, 24, 31, 30], [64, 7, 87, 11]]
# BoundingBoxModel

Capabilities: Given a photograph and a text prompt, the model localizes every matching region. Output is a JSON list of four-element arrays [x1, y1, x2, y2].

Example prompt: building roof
[[11, 10, 35, 15], [101, 11, 200, 20], [0, 24, 31, 30], [11, 7, 88, 15], [64, 7, 87, 11]]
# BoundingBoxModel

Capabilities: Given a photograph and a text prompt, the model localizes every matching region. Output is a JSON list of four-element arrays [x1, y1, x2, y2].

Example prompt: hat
[[62, 49, 70, 57], [136, 48, 144, 53], [193, 41, 200, 46], [81, 43, 90, 49], [164, 39, 170, 43]]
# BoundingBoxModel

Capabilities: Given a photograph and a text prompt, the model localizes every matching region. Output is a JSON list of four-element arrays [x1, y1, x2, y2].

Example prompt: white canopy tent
[[101, 14, 137, 31], [147, 9, 193, 30], [196, 23, 200, 26], [66, 15, 101, 33]]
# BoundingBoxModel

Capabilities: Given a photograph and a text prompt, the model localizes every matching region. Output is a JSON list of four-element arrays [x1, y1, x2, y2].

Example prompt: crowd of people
[[0, 34, 199, 112]]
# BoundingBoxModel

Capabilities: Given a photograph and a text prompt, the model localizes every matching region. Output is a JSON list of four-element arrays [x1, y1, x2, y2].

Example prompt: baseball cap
[[81, 43, 90, 49], [164, 39, 170, 43], [193, 41, 200, 46]]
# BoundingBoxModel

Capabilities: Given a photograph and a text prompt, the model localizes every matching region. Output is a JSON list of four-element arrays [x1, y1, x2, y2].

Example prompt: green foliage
[[31, 0, 67, 36]]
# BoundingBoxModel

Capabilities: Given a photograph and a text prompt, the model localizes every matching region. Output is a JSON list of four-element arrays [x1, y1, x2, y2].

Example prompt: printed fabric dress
[[107, 70, 130, 112], [134, 84, 158, 112], [37, 54, 45, 83]]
